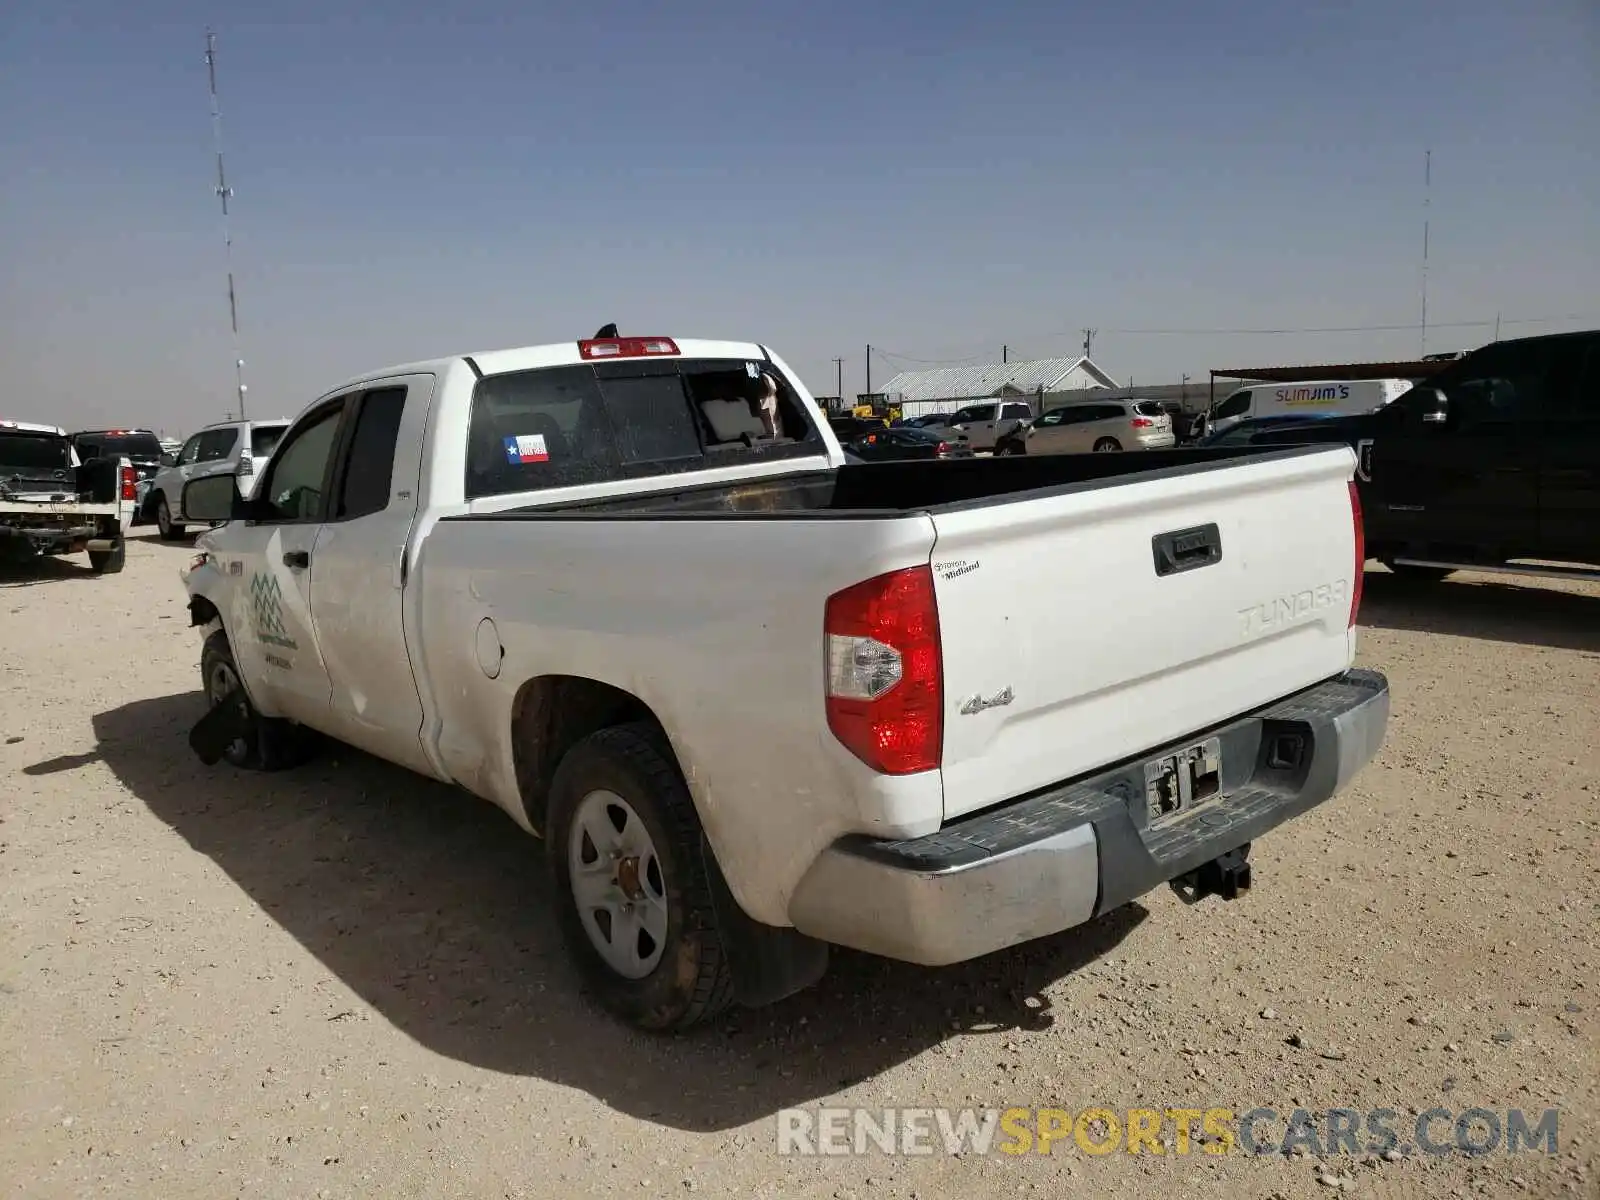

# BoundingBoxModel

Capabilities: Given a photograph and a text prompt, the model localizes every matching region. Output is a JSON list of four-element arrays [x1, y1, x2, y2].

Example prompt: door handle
[[283, 549, 310, 570]]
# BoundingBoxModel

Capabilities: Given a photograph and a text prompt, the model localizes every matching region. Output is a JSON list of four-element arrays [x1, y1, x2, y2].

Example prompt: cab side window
[[1035, 409, 1066, 427], [259, 406, 345, 523], [177, 435, 202, 466], [1541, 336, 1597, 418], [334, 388, 407, 520], [1439, 342, 1549, 429]]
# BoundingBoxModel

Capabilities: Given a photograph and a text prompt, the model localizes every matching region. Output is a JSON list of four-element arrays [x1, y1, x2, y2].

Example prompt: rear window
[[251, 425, 288, 457], [0, 432, 72, 470], [465, 357, 821, 500], [1133, 401, 1166, 418], [78, 433, 163, 459]]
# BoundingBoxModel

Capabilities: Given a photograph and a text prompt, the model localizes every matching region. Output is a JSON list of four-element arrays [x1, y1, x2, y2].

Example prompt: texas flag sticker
[[503, 433, 550, 465]]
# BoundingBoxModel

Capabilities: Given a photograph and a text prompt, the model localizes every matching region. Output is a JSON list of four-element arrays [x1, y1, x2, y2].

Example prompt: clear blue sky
[[3, 0, 1596, 432]]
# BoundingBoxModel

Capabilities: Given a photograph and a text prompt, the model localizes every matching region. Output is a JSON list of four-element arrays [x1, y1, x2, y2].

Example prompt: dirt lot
[[2, 530, 1596, 1199]]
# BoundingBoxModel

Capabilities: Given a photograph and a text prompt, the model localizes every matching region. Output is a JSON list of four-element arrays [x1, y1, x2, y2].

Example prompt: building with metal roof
[[879, 356, 1118, 410]]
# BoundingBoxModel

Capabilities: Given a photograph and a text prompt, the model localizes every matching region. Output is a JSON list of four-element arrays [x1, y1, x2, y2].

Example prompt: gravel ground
[[2, 530, 1596, 1199]]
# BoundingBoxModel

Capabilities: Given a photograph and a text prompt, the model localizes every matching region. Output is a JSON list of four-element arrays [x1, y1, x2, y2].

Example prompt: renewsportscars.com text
[[776, 1105, 1561, 1158]]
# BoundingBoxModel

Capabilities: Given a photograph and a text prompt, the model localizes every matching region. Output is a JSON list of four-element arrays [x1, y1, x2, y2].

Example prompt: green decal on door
[[248, 571, 299, 650]]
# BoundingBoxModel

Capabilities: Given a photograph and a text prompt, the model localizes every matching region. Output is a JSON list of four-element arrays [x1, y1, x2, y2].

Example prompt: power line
[[1081, 314, 1591, 337], [871, 347, 987, 366], [205, 28, 247, 419]]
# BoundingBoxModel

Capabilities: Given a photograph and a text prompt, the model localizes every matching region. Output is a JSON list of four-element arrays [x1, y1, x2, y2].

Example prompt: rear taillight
[[1348, 480, 1365, 627], [824, 566, 942, 775], [936, 441, 950, 456], [119, 465, 136, 501], [1131, 417, 1155, 428], [236, 455, 254, 476]]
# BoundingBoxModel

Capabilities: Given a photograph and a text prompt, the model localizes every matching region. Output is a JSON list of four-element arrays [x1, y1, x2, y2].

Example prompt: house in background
[[879, 355, 1118, 419]]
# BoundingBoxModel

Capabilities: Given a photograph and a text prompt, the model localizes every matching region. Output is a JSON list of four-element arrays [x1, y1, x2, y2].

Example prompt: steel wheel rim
[[206, 660, 250, 762], [1094, 440, 1118, 452], [567, 789, 668, 979]]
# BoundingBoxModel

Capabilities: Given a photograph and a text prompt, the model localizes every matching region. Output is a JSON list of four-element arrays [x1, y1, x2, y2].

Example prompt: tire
[[1384, 561, 1454, 583], [156, 494, 187, 540], [1092, 438, 1122, 453], [547, 722, 734, 1031], [89, 541, 126, 574], [997, 443, 1022, 456], [199, 631, 319, 771]]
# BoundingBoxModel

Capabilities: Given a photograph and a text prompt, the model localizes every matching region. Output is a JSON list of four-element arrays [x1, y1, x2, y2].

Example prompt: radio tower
[[1419, 148, 1431, 358], [206, 29, 247, 418]]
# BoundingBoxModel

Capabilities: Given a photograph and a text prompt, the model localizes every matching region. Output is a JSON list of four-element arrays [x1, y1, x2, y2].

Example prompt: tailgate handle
[[1152, 523, 1222, 577]]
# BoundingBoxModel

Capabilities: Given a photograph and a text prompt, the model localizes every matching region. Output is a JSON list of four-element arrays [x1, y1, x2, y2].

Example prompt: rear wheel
[[88, 541, 125, 574], [156, 495, 186, 540], [547, 722, 733, 1031], [1092, 437, 1122, 453]]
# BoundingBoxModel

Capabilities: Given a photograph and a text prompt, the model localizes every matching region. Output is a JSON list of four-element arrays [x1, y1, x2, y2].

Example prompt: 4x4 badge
[[960, 687, 1015, 715]]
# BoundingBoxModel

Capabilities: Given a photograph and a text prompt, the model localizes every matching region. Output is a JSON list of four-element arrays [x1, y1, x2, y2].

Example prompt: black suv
[[1226, 330, 1600, 580]]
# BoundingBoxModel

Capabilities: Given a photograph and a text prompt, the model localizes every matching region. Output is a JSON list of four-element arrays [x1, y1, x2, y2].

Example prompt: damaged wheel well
[[188, 594, 221, 628], [510, 675, 670, 836]]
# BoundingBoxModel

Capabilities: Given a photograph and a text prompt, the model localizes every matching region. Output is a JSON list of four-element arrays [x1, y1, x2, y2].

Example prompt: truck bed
[[431, 442, 1360, 830], [456, 444, 1304, 519]]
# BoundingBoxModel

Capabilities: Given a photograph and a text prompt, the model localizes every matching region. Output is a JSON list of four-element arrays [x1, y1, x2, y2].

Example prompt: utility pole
[[1494, 313, 1501, 341], [865, 344, 871, 398], [1002, 345, 1008, 363], [1082, 328, 1096, 359], [1420, 148, 1431, 357], [205, 29, 247, 419]]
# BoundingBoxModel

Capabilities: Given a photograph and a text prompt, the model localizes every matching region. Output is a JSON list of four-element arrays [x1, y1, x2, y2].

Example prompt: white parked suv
[[148, 417, 289, 539]]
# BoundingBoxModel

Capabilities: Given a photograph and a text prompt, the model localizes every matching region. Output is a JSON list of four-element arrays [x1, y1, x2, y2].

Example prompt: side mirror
[[181, 473, 248, 523], [161, 452, 178, 467], [1418, 388, 1449, 426]]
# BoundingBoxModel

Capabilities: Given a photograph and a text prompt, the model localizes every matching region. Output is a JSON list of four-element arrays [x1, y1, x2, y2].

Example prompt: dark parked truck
[[176, 333, 1389, 1031], [1, 420, 137, 573], [1218, 330, 1600, 582]]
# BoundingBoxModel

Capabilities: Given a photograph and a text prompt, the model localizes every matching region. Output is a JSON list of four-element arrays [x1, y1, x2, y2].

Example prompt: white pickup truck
[[1, 419, 136, 574], [178, 333, 1389, 1030]]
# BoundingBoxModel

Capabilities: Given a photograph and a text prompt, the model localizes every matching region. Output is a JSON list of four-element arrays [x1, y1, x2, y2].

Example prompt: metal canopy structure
[[1208, 359, 1450, 404]]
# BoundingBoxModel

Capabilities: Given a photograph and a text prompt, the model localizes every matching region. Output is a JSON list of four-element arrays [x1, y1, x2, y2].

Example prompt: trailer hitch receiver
[[1170, 843, 1252, 904]]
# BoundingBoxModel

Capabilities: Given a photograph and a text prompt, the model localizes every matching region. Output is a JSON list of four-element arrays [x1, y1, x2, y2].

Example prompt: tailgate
[[931, 446, 1360, 820]]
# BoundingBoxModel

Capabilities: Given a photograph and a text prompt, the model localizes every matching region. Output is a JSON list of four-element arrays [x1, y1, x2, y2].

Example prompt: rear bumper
[[788, 668, 1389, 965]]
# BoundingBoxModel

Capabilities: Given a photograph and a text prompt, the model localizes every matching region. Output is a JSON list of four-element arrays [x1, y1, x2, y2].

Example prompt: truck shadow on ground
[[90, 690, 1147, 1133], [0, 556, 103, 588], [1358, 569, 1600, 654]]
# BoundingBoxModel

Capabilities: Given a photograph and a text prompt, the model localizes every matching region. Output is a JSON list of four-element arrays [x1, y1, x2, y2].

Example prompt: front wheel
[[199, 632, 319, 770], [156, 495, 187, 540], [547, 722, 733, 1031], [1092, 437, 1122, 453]]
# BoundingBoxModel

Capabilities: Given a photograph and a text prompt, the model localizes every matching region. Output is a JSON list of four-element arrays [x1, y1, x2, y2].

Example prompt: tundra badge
[[960, 686, 1015, 715]]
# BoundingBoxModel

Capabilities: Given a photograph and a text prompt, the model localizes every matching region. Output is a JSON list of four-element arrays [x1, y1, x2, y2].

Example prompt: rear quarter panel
[[412, 513, 945, 926]]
